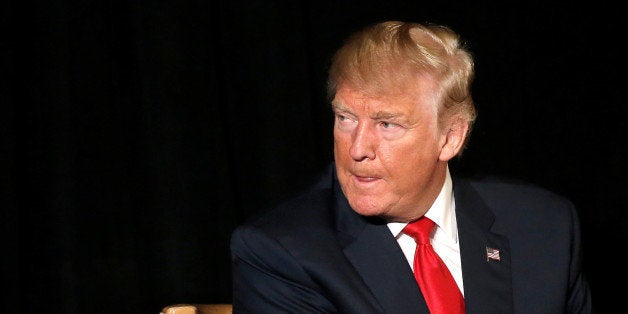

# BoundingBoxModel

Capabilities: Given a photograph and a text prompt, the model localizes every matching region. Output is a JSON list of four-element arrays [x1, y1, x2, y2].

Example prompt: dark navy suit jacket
[[230, 164, 593, 313]]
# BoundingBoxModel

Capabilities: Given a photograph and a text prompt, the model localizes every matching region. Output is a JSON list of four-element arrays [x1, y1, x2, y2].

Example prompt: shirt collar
[[387, 167, 458, 243]]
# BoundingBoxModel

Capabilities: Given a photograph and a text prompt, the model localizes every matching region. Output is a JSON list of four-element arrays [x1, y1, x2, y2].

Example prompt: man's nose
[[349, 123, 376, 161]]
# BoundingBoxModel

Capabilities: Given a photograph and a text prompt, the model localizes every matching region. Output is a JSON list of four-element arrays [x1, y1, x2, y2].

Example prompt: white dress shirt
[[387, 167, 464, 295]]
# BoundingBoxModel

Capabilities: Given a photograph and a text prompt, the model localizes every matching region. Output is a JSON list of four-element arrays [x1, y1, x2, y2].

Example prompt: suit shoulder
[[457, 174, 576, 212], [236, 186, 335, 235], [238, 164, 336, 229], [454, 175, 581, 237]]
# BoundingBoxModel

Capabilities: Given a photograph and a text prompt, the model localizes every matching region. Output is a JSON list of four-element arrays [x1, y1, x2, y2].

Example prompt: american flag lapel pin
[[486, 246, 501, 262]]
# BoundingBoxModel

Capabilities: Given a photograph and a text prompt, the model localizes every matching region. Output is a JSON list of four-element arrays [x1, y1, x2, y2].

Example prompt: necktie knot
[[402, 217, 435, 244], [402, 216, 465, 314]]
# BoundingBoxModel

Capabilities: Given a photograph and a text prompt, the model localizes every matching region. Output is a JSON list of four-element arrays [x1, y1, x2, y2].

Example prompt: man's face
[[332, 75, 451, 222]]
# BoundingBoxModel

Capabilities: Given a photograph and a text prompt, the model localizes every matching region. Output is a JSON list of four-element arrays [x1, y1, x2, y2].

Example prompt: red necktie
[[403, 217, 465, 314]]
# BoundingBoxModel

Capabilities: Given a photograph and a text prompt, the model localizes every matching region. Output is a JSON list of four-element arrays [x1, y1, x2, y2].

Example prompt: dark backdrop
[[7, 1, 625, 313]]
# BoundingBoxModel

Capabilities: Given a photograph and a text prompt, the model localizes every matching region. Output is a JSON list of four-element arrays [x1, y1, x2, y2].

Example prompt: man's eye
[[337, 114, 354, 123], [380, 121, 398, 129]]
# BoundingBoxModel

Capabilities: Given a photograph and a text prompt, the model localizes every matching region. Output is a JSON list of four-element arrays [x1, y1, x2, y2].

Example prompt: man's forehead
[[332, 82, 440, 121], [333, 98, 419, 123]]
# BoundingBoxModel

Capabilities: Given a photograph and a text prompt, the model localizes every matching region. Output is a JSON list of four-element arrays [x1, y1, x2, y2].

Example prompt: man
[[230, 21, 593, 313]]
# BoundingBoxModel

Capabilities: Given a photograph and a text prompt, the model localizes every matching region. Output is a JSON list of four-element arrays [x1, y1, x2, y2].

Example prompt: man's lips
[[353, 174, 381, 182]]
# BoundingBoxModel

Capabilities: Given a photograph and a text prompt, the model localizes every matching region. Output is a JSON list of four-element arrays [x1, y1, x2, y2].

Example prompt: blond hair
[[327, 21, 477, 153]]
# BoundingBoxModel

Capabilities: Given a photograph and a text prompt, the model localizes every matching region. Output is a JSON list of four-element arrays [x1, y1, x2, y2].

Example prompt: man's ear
[[438, 116, 469, 162]]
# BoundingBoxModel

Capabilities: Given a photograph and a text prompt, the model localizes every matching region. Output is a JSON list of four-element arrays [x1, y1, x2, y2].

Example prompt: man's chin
[[347, 198, 386, 217]]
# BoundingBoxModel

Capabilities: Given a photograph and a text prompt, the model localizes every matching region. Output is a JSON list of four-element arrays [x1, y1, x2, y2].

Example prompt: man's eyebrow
[[372, 111, 403, 120], [331, 102, 349, 112], [331, 104, 404, 120]]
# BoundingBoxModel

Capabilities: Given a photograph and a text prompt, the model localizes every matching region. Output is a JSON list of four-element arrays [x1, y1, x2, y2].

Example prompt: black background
[[7, 1, 625, 313]]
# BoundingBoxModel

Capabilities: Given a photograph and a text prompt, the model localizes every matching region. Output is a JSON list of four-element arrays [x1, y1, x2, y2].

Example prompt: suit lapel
[[454, 179, 514, 314], [333, 183, 430, 314], [327, 164, 515, 313]]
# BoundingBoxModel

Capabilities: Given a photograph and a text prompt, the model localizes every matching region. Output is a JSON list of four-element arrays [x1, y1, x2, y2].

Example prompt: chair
[[160, 303, 232, 314]]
